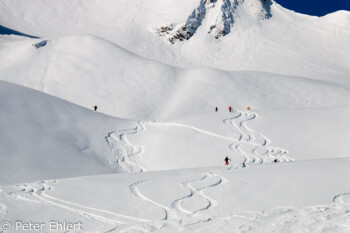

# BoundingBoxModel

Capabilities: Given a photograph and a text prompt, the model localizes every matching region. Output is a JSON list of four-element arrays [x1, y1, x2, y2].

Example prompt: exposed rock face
[[155, 0, 273, 43]]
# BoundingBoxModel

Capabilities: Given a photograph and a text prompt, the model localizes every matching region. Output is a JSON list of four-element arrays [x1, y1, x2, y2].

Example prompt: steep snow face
[[155, 0, 272, 43], [0, 81, 134, 186]]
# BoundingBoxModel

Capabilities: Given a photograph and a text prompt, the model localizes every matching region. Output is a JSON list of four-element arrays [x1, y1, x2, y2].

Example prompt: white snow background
[[0, 0, 349, 232]]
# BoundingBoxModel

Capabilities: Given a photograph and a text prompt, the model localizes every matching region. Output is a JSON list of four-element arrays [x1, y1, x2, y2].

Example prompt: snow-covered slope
[[0, 80, 134, 186], [130, 107, 350, 171], [0, 0, 350, 232], [1, 35, 350, 119], [1, 159, 350, 232], [1, 0, 349, 86]]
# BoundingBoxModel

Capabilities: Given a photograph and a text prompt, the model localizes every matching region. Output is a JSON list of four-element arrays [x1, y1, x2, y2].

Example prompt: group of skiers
[[92, 104, 273, 168], [225, 156, 278, 167], [216, 106, 234, 112], [216, 106, 251, 112]]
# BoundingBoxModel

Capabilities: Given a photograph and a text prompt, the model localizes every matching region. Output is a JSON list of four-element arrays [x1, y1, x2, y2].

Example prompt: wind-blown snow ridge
[[333, 193, 350, 206], [155, 0, 273, 43]]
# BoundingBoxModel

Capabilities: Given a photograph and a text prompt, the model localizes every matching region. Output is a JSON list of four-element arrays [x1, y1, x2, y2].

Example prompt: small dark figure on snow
[[94, 105, 98, 111], [225, 156, 231, 166], [229, 106, 232, 112], [242, 162, 246, 167], [274, 159, 278, 163], [215, 107, 218, 112]]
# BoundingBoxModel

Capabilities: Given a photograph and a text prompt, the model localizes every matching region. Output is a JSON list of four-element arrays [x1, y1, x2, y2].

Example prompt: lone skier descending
[[225, 156, 231, 166], [94, 105, 98, 111], [229, 106, 232, 112], [215, 107, 218, 112]]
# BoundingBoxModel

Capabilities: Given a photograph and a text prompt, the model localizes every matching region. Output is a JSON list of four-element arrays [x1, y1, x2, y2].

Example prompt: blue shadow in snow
[[0, 25, 39, 38]]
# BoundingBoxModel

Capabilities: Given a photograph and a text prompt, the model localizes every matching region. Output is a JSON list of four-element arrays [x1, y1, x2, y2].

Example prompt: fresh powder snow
[[0, 0, 349, 232]]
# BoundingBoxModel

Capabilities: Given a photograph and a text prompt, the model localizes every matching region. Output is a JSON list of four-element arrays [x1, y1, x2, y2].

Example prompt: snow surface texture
[[0, 81, 349, 232], [105, 111, 294, 172], [1, 0, 349, 87], [2, 161, 350, 232], [0, 0, 350, 232], [0, 81, 134, 186], [0, 35, 350, 120]]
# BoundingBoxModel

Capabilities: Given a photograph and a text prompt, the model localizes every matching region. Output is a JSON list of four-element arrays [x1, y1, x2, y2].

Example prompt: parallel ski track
[[129, 172, 224, 230], [224, 110, 295, 165], [106, 110, 294, 173], [7, 110, 297, 232], [8, 181, 160, 233], [102, 110, 295, 230]]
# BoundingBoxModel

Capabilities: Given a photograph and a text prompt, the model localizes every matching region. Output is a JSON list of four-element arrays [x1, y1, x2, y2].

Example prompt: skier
[[229, 106, 232, 112], [225, 156, 231, 166], [94, 105, 98, 111], [215, 107, 218, 112], [242, 162, 246, 167], [274, 159, 278, 163]]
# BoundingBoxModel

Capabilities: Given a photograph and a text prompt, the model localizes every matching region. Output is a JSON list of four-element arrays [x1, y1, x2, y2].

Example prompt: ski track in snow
[[8, 181, 161, 233], [106, 110, 294, 174], [128, 172, 224, 230], [105, 122, 149, 173], [224, 110, 295, 165], [104, 110, 294, 229], [5, 110, 299, 232], [224, 193, 350, 233], [171, 172, 223, 226], [7, 180, 350, 232], [102, 110, 295, 230]]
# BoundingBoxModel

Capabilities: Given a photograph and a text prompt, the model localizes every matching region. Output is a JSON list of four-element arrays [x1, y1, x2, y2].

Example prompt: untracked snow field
[[0, 0, 350, 232]]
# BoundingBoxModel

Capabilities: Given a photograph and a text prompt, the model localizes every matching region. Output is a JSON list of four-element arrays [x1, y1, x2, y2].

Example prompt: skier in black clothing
[[94, 105, 98, 111], [215, 107, 218, 112], [225, 156, 231, 166]]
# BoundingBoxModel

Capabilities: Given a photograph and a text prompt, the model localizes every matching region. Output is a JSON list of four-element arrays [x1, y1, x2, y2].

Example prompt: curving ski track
[[102, 110, 295, 230], [8, 180, 161, 233], [6, 110, 297, 232], [106, 122, 148, 173], [106, 110, 293, 174], [224, 110, 294, 165], [129, 172, 224, 230]]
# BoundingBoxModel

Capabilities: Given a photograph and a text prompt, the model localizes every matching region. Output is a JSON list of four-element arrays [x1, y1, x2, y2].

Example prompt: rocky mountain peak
[[155, 0, 273, 43]]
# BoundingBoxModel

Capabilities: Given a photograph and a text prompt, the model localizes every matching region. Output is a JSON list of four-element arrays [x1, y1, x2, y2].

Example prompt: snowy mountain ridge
[[155, 0, 272, 43], [0, 0, 349, 87], [0, 1, 350, 232]]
